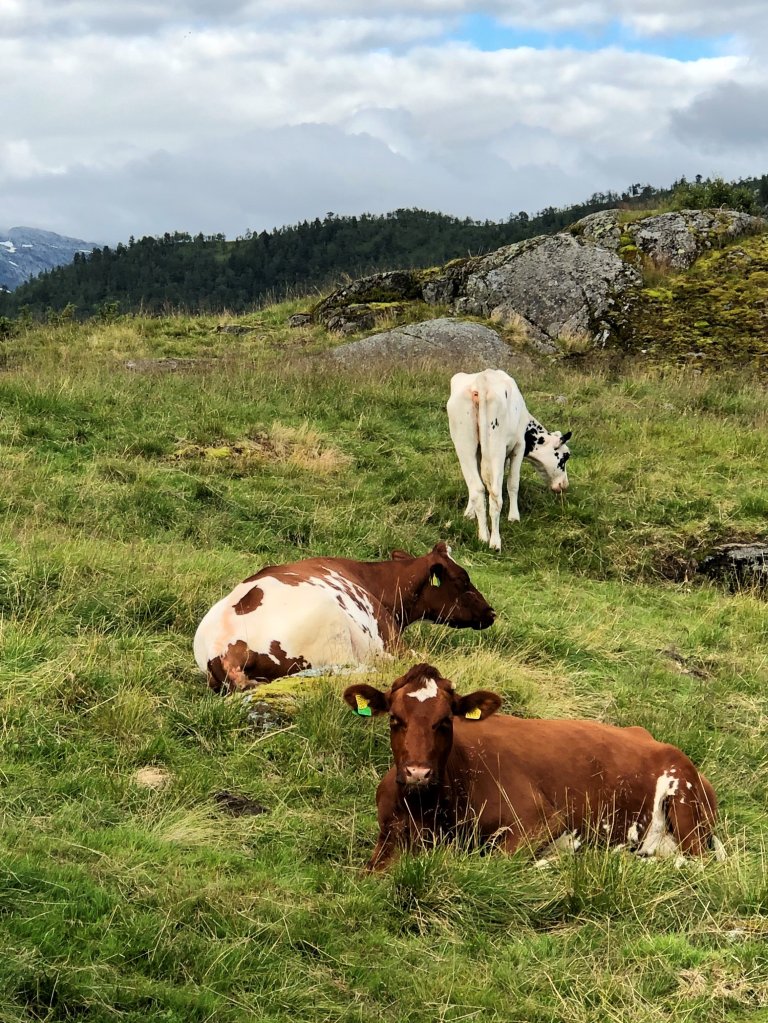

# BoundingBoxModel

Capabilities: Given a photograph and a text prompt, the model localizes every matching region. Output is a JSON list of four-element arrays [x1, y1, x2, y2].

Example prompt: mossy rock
[[610, 231, 768, 367]]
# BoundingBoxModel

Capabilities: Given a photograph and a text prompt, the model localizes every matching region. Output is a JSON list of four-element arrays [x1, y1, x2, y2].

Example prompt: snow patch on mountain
[[0, 227, 97, 291]]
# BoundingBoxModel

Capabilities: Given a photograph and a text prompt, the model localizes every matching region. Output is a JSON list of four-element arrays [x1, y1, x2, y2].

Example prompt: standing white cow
[[447, 369, 572, 550]]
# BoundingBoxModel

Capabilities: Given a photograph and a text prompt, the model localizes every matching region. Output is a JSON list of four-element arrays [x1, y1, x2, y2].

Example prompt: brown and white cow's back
[[194, 546, 495, 691]]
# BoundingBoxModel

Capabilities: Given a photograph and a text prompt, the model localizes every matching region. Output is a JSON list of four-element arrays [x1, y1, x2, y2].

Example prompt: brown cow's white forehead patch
[[407, 678, 439, 701]]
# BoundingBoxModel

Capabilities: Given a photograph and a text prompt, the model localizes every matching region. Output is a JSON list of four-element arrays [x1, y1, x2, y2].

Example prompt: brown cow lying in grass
[[344, 663, 723, 870]]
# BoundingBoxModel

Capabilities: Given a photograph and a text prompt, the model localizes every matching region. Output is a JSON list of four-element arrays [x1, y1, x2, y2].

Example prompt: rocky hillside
[[302, 208, 766, 367], [0, 227, 96, 291]]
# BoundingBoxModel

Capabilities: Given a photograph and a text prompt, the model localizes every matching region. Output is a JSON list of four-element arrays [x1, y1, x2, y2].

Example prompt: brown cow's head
[[344, 663, 501, 791], [404, 542, 495, 631]]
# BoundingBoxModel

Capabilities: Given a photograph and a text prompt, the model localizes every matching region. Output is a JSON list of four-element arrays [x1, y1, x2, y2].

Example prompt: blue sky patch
[[452, 14, 727, 62]]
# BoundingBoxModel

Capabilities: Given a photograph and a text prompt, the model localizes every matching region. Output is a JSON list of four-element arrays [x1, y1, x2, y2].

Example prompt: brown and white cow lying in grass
[[447, 369, 572, 550], [345, 663, 723, 870], [194, 544, 495, 691]]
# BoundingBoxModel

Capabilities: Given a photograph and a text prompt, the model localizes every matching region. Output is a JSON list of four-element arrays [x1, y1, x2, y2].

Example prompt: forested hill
[[3, 174, 766, 318]]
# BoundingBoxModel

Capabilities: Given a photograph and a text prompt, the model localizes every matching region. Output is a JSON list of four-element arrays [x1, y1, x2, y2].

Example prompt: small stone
[[133, 766, 171, 789]]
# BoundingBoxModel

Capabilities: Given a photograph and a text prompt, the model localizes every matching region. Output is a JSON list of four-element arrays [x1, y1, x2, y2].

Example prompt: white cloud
[[2, 2, 767, 242]]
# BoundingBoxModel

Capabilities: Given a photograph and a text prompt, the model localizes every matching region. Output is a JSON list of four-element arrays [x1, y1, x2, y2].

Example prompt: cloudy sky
[[3, 0, 768, 243]]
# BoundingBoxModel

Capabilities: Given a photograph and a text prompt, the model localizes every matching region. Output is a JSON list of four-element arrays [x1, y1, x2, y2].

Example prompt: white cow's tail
[[475, 381, 492, 490]]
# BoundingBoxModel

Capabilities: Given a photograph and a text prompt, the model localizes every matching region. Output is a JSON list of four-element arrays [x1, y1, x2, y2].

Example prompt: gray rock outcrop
[[570, 208, 763, 270], [450, 233, 642, 344], [300, 207, 765, 353], [698, 543, 768, 592], [326, 318, 526, 370]]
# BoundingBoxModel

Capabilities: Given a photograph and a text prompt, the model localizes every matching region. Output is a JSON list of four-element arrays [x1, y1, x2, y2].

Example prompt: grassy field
[[0, 309, 766, 1023]]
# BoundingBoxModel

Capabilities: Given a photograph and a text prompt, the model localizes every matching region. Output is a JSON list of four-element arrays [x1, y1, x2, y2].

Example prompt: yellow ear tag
[[355, 695, 372, 717], [465, 707, 482, 720], [430, 573, 441, 587]]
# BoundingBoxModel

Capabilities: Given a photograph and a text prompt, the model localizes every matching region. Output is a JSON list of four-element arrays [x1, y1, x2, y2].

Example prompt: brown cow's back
[[376, 714, 716, 861]]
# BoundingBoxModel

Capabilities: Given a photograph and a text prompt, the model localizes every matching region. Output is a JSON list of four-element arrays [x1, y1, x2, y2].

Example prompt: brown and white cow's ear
[[343, 684, 390, 717], [431, 541, 450, 557], [390, 549, 413, 561], [452, 690, 502, 721]]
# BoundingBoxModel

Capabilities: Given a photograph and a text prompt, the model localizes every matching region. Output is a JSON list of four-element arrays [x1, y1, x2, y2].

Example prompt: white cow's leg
[[506, 446, 525, 522], [485, 464, 505, 551], [448, 414, 489, 544]]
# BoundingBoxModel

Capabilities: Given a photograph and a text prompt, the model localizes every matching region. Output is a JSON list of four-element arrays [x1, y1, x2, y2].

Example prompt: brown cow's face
[[415, 542, 495, 631], [344, 664, 501, 792]]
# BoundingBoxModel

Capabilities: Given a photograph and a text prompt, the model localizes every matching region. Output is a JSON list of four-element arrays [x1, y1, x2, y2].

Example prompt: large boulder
[[311, 270, 422, 333], [570, 208, 763, 270], [449, 233, 642, 345], [326, 317, 526, 370]]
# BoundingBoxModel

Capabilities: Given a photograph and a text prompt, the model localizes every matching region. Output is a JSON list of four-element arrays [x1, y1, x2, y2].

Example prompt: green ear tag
[[430, 573, 441, 587], [465, 706, 482, 720], [355, 695, 372, 717]]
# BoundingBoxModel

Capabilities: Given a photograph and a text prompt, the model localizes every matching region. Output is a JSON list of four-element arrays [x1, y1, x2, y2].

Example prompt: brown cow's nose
[[403, 766, 434, 787]]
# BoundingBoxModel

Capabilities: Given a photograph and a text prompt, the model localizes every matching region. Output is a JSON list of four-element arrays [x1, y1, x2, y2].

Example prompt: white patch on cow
[[636, 770, 680, 858], [193, 571, 386, 677], [407, 678, 439, 701], [626, 822, 641, 845], [686, 781, 693, 789], [712, 836, 727, 862], [654, 833, 679, 859], [535, 829, 581, 866]]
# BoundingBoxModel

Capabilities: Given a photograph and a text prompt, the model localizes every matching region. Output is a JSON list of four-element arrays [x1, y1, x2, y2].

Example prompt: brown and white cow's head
[[395, 542, 495, 631], [524, 423, 572, 494], [344, 663, 501, 790]]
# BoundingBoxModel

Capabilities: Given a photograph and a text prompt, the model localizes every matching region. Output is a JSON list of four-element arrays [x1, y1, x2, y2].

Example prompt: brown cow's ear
[[343, 684, 390, 717], [390, 549, 413, 561], [429, 563, 445, 587], [453, 690, 502, 721], [432, 541, 449, 556]]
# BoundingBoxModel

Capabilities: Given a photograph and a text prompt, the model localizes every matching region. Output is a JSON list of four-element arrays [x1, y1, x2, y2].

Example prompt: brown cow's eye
[[389, 717, 403, 730], [435, 718, 452, 731]]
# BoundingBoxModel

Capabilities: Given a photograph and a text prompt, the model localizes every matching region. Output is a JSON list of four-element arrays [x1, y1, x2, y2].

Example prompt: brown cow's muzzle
[[399, 765, 436, 789], [474, 606, 496, 630]]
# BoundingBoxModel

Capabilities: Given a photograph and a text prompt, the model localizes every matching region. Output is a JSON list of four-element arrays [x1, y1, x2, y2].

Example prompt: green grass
[[0, 309, 767, 1022]]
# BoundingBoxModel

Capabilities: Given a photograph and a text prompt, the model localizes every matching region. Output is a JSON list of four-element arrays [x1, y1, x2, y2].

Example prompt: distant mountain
[[0, 227, 97, 291]]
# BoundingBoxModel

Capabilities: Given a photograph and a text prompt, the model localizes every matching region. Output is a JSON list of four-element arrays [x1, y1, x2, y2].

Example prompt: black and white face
[[525, 427, 572, 493]]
